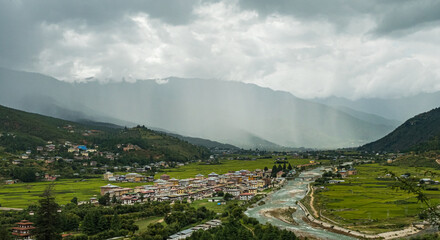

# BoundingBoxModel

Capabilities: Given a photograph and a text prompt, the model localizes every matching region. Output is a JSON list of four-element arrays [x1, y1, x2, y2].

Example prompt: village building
[[103, 172, 114, 180], [100, 184, 120, 195], [11, 220, 35, 240], [160, 174, 171, 181]]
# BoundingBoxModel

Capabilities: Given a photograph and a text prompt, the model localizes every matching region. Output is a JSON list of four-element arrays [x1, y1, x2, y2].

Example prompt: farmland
[[0, 158, 324, 209], [313, 163, 440, 233], [159, 157, 322, 179], [0, 177, 148, 208]]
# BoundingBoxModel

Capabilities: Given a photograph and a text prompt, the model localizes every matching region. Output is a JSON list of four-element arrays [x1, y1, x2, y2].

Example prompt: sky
[[1, 0, 440, 99]]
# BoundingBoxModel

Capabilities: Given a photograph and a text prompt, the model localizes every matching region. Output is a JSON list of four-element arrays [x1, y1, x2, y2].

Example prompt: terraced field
[[159, 157, 321, 179], [314, 164, 440, 233], [0, 177, 148, 208]]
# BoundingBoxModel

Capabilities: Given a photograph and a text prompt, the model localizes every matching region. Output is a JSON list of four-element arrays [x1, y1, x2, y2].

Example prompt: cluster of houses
[[100, 169, 287, 204], [334, 162, 358, 178], [103, 172, 154, 182], [168, 219, 222, 240]]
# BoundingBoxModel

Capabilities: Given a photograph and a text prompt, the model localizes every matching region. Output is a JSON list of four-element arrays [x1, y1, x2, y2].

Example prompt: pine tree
[[288, 163, 293, 171], [283, 163, 287, 170], [110, 213, 121, 231], [98, 193, 110, 206], [0, 223, 12, 240], [81, 210, 99, 235], [98, 215, 109, 232], [34, 185, 62, 240], [271, 165, 277, 177]]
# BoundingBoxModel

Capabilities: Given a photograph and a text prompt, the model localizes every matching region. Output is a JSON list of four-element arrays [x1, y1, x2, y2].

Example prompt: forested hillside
[[360, 107, 440, 152], [0, 105, 209, 162]]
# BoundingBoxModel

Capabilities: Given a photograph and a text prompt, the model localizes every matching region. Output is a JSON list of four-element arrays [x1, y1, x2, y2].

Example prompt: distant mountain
[[331, 106, 401, 128], [0, 104, 209, 161], [315, 93, 440, 122], [0, 68, 396, 149], [360, 107, 440, 152], [164, 132, 239, 150]]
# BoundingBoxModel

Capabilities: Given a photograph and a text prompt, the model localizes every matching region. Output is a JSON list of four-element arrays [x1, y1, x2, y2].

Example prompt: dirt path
[[308, 184, 319, 218], [0, 207, 23, 211]]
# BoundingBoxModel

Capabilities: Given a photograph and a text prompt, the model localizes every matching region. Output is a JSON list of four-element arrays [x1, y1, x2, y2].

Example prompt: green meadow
[[314, 164, 440, 233], [0, 158, 322, 208], [191, 199, 228, 213], [135, 216, 164, 232], [159, 157, 319, 179], [0, 177, 148, 208]]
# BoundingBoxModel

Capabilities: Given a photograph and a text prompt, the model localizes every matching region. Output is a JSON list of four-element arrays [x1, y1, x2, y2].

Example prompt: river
[[245, 167, 357, 240]]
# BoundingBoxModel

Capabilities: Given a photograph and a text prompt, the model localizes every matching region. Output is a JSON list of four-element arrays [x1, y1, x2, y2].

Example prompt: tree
[[264, 166, 268, 172], [110, 213, 121, 231], [11, 167, 36, 182], [98, 193, 110, 206], [0, 223, 12, 240], [288, 163, 293, 171], [60, 213, 80, 231], [98, 215, 110, 232], [112, 195, 117, 204], [70, 197, 78, 205], [282, 163, 287, 170], [223, 193, 234, 201], [34, 184, 62, 240], [81, 210, 100, 235], [271, 165, 277, 177]]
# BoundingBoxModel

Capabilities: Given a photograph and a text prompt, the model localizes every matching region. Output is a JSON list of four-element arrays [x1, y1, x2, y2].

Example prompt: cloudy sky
[[1, 0, 440, 99]]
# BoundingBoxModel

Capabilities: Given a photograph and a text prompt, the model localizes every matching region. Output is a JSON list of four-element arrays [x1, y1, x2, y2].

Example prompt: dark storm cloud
[[0, 0, 439, 99], [238, 0, 440, 36], [372, 0, 440, 36], [0, 0, 203, 69]]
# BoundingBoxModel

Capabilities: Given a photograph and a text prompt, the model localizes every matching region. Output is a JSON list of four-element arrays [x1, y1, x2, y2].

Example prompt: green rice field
[[314, 163, 440, 233], [159, 157, 321, 179], [0, 158, 324, 208], [0, 177, 147, 208]]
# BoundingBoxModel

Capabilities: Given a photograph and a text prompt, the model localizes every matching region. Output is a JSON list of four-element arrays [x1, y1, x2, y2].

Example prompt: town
[[98, 168, 290, 205]]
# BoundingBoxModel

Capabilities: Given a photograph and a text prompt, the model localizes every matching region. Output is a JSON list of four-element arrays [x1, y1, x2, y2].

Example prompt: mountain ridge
[[0, 104, 209, 161], [360, 107, 440, 152], [0, 67, 395, 149]]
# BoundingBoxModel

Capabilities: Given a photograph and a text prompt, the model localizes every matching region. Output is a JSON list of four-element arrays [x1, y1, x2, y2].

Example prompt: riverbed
[[245, 167, 357, 240]]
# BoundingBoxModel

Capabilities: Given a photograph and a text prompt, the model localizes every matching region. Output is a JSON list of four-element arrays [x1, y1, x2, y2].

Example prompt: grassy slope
[[135, 216, 164, 232], [314, 164, 440, 233]]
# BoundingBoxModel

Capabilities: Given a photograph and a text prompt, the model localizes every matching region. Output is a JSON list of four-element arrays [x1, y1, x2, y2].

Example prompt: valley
[[2, 1, 440, 239], [1, 104, 440, 239]]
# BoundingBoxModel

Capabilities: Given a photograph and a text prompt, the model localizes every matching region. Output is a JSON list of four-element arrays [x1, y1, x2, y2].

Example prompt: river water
[[245, 167, 357, 240]]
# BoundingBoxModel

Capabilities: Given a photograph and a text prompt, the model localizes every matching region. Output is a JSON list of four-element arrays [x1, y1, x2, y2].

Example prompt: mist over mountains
[[0, 67, 403, 149], [314, 94, 440, 122]]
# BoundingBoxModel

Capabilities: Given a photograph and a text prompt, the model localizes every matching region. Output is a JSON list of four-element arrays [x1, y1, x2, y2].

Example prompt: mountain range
[[314, 93, 440, 122], [0, 67, 414, 149]]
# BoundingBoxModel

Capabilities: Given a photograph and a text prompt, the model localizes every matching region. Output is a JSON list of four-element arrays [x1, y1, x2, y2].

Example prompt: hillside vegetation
[[360, 107, 440, 152], [0, 104, 209, 161]]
